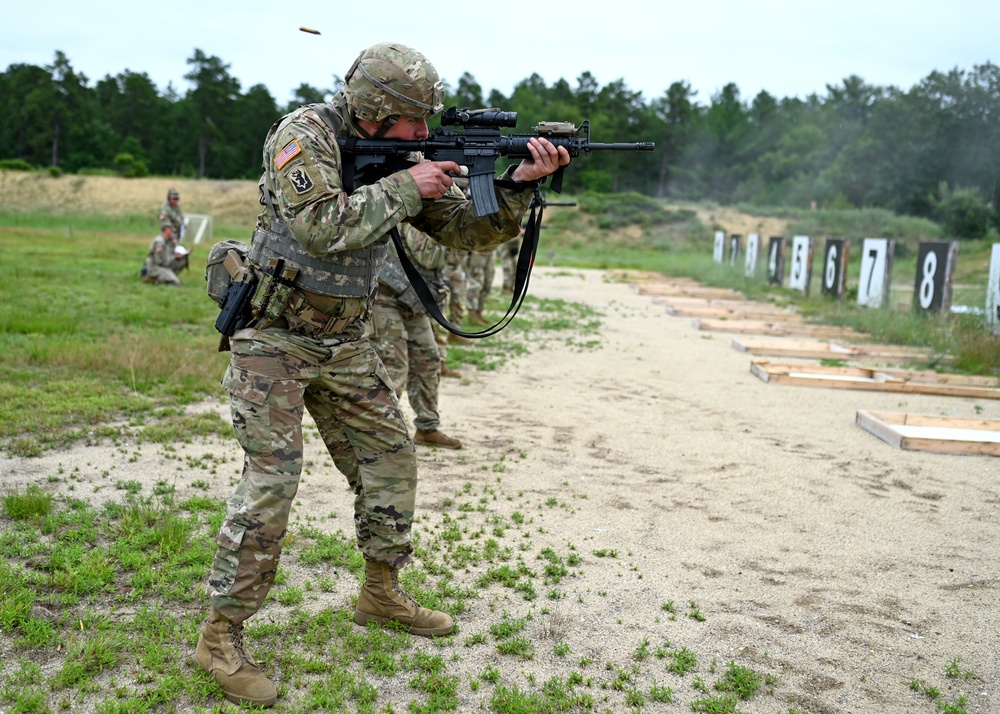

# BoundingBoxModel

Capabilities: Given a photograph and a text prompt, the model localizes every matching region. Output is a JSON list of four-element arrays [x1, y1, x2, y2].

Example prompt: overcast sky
[[4, 0, 996, 109]]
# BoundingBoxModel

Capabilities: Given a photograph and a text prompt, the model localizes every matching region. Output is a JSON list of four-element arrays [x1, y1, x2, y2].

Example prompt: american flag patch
[[274, 140, 302, 170]]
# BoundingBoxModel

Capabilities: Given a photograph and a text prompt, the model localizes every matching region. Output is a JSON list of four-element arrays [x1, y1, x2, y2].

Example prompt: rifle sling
[[391, 189, 544, 339]]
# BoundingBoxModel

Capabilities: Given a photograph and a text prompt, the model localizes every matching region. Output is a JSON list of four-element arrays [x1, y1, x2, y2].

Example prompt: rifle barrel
[[587, 142, 656, 152]]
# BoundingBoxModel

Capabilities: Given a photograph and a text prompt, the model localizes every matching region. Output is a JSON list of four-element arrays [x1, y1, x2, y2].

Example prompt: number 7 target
[[857, 238, 895, 308]]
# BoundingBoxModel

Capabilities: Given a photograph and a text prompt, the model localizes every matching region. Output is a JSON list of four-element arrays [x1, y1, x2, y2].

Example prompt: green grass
[[0, 204, 993, 712]]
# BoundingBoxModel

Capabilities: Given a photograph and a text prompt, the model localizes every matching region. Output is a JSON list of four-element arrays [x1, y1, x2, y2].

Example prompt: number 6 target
[[821, 238, 849, 300]]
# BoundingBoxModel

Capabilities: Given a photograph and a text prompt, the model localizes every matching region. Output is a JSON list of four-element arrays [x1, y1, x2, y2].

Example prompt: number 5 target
[[788, 235, 813, 294]]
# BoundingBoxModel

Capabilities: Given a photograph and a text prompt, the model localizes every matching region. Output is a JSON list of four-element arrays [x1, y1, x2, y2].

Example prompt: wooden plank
[[666, 306, 804, 321], [730, 337, 930, 362], [695, 319, 864, 339], [752, 362, 1000, 399], [636, 285, 744, 299], [857, 410, 1000, 456]]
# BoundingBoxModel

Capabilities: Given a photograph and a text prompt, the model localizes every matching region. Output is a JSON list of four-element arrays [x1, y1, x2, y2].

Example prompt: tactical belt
[[284, 292, 354, 335]]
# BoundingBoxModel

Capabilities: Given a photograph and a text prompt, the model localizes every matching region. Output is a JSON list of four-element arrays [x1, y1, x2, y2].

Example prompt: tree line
[[2, 50, 997, 237]]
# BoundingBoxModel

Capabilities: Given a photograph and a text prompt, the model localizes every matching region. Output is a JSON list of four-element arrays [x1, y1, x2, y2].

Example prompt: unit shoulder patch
[[287, 166, 315, 194]]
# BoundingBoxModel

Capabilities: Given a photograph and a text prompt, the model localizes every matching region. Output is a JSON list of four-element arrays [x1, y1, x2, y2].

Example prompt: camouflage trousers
[[144, 265, 180, 285], [442, 261, 467, 325], [499, 238, 520, 292], [465, 250, 495, 312], [371, 296, 442, 432], [208, 325, 416, 624]]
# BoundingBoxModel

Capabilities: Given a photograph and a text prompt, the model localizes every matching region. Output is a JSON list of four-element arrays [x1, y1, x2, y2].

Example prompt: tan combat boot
[[440, 364, 463, 379], [414, 429, 462, 450], [354, 560, 455, 636], [195, 610, 277, 707], [466, 310, 487, 325], [448, 332, 472, 345]]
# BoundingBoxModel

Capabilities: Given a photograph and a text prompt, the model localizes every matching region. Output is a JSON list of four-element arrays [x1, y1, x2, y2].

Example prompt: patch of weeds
[[666, 647, 697, 675], [591, 548, 618, 558], [2, 485, 54, 520], [649, 681, 674, 703], [714, 661, 761, 700], [944, 658, 977, 680], [691, 693, 743, 713], [632, 637, 652, 661], [496, 637, 535, 660], [688, 599, 706, 621]]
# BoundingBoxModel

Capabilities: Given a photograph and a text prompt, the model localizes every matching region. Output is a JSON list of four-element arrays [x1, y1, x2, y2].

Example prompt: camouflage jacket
[[254, 94, 533, 310], [158, 202, 184, 237], [146, 234, 178, 270]]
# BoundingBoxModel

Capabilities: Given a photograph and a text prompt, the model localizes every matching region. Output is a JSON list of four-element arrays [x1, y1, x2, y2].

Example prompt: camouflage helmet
[[167, 188, 180, 200], [343, 42, 444, 123]]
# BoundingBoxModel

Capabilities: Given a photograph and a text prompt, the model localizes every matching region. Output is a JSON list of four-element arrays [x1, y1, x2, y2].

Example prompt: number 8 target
[[912, 241, 957, 313]]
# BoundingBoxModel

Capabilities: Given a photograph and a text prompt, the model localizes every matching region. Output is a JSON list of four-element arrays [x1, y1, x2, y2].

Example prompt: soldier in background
[[372, 224, 462, 449], [194, 41, 569, 707], [464, 248, 494, 325], [142, 223, 188, 285], [441, 249, 473, 348], [158, 188, 185, 241], [498, 226, 524, 293], [436, 247, 468, 374]]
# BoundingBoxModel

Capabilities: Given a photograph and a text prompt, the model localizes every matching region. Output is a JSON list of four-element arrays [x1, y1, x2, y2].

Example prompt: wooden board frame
[[751, 361, 1000, 399], [856, 411, 1000, 456], [694, 319, 863, 339], [731, 337, 931, 363]]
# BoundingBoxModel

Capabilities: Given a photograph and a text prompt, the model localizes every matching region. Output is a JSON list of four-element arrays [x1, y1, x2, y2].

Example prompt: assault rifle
[[338, 107, 654, 217]]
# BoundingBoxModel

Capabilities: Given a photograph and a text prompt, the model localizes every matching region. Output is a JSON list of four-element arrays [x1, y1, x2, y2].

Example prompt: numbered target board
[[857, 238, 895, 308], [987, 244, 1000, 335], [728, 234, 742, 267], [788, 235, 813, 294], [745, 233, 760, 277], [767, 236, 785, 286], [912, 241, 959, 313], [821, 238, 849, 299], [713, 231, 725, 264]]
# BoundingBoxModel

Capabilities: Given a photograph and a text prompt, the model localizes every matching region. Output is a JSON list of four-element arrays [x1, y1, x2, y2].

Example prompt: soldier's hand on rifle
[[510, 138, 571, 183], [407, 161, 462, 199]]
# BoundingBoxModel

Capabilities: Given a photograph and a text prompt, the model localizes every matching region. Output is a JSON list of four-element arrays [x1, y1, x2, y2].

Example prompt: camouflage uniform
[[144, 227, 187, 284], [371, 224, 449, 432], [207, 94, 531, 624], [499, 236, 520, 292], [159, 191, 185, 241], [465, 249, 495, 313]]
